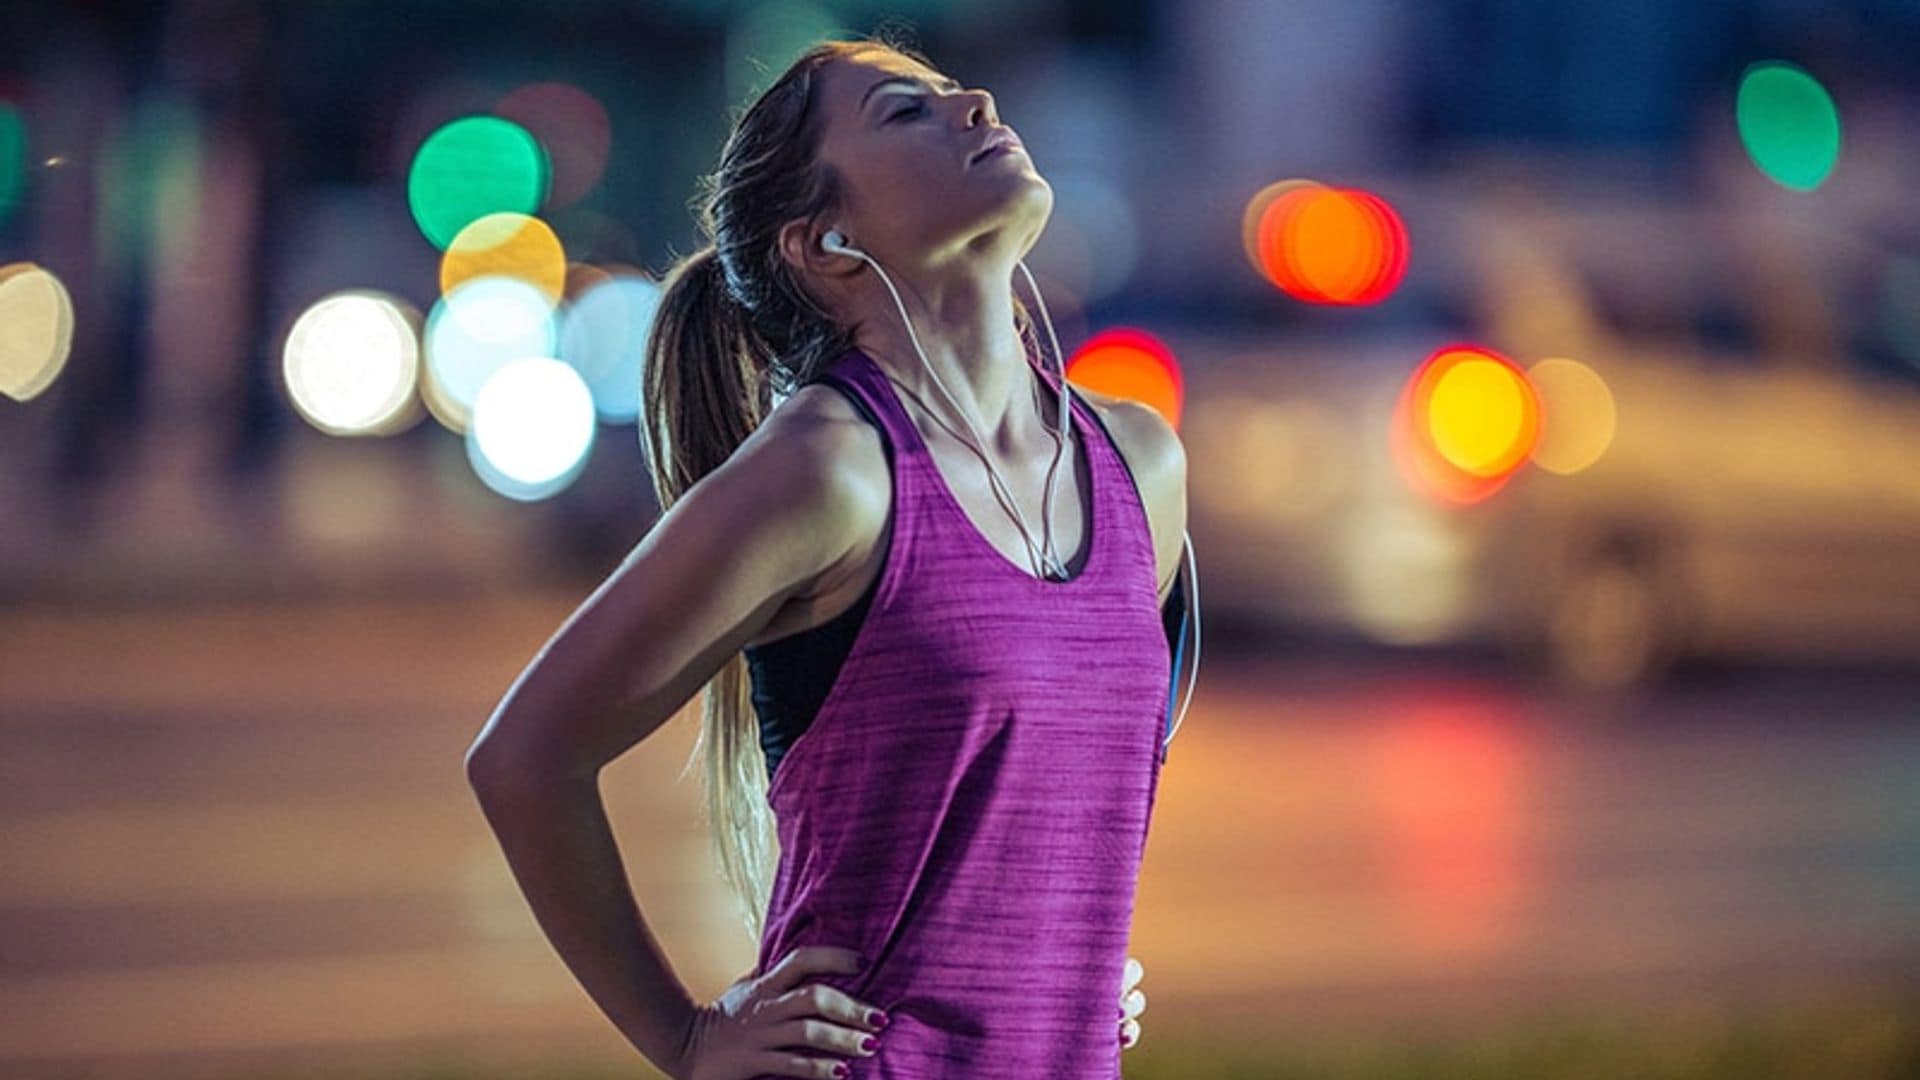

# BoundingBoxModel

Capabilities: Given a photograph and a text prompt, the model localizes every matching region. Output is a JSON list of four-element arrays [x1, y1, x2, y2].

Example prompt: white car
[[1174, 182, 1920, 692]]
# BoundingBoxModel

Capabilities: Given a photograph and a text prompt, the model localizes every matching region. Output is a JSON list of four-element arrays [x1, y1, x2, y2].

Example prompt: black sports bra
[[743, 376, 1189, 785]]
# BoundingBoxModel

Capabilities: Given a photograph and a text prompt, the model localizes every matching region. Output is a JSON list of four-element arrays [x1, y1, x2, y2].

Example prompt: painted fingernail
[[860, 1035, 878, 1053], [869, 1009, 889, 1028], [833, 1064, 850, 1079]]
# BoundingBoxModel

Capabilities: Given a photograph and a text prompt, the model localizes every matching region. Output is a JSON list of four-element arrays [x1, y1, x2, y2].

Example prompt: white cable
[[838, 239, 1073, 580], [1165, 527, 1200, 748], [1013, 259, 1074, 575], [1014, 255, 1200, 748], [824, 229, 1200, 748]]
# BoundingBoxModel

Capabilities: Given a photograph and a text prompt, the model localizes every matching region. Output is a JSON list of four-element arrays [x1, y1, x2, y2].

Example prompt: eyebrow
[[861, 73, 964, 113]]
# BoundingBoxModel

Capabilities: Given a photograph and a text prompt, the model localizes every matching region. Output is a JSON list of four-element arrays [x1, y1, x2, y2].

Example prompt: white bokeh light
[[281, 289, 420, 435], [467, 356, 596, 500], [426, 275, 558, 417], [560, 274, 659, 423]]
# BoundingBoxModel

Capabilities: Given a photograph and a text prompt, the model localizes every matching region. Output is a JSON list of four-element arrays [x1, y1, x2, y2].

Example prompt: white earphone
[[817, 225, 1199, 755]]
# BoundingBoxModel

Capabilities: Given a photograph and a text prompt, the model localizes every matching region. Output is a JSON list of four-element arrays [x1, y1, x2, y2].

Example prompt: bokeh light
[[1425, 352, 1539, 475], [418, 350, 471, 435], [491, 81, 610, 210], [1391, 344, 1542, 506], [1525, 357, 1616, 475], [407, 116, 550, 249], [1736, 61, 1842, 192], [1251, 181, 1408, 305], [440, 211, 567, 304], [280, 290, 423, 436], [1242, 178, 1321, 278], [560, 271, 660, 423], [0, 263, 75, 402], [425, 275, 559, 429], [466, 356, 597, 501], [493, 82, 611, 210], [1063, 327, 1183, 431], [0, 102, 24, 226], [1370, 713, 1527, 950]]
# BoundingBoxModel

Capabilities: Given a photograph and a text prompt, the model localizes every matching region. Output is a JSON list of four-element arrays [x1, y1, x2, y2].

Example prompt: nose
[[960, 87, 996, 128]]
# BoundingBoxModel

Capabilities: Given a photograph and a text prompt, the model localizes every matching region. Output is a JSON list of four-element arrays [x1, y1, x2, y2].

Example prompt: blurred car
[[1171, 175, 1920, 692]]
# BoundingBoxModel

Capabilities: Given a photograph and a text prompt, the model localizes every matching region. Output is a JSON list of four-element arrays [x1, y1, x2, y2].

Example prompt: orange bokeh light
[[1063, 327, 1183, 431], [1252, 182, 1409, 306]]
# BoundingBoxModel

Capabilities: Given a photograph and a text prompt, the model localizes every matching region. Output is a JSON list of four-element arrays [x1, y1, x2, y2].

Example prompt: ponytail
[[639, 241, 786, 942], [643, 244, 768, 512]]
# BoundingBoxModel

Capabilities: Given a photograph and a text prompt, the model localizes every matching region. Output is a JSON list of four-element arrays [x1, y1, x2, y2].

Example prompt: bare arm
[[464, 411, 875, 1076]]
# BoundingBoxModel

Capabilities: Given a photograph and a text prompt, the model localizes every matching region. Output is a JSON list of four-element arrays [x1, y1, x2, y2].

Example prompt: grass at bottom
[[250, 993, 1920, 1080]]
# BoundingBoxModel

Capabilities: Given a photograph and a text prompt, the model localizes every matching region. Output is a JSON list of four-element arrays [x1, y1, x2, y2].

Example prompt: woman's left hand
[[1118, 955, 1146, 1049]]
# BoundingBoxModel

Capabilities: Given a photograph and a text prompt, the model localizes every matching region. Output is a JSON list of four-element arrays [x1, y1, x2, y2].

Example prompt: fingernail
[[869, 1009, 889, 1028], [860, 1035, 879, 1053], [833, 1064, 849, 1078]]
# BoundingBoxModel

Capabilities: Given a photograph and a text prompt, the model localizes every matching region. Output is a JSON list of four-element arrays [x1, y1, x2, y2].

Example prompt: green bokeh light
[[0, 103, 25, 226], [1736, 61, 1841, 192], [407, 116, 550, 250]]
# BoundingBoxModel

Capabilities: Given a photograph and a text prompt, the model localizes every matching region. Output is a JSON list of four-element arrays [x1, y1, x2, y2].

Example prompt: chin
[[1012, 177, 1053, 244]]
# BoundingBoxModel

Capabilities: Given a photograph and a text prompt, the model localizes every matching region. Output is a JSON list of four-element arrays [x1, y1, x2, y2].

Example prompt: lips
[[968, 128, 1023, 166]]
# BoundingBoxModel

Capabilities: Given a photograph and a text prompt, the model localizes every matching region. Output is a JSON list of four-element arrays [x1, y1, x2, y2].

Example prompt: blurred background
[[4, 0, 1920, 1076]]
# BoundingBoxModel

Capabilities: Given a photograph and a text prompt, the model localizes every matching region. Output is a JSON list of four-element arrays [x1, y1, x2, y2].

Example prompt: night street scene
[[3, 2, 1919, 1078]]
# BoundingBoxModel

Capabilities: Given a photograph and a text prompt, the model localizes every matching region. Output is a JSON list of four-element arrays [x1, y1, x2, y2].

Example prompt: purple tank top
[[751, 345, 1170, 1077]]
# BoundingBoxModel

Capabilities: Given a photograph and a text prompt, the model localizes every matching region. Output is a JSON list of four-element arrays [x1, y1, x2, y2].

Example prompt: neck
[[847, 253, 1051, 455]]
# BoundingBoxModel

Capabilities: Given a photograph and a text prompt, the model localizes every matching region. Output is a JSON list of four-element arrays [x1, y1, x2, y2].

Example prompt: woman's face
[[804, 49, 1052, 271]]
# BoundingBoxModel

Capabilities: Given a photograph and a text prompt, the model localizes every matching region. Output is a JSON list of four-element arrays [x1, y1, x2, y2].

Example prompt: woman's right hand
[[673, 945, 888, 1080]]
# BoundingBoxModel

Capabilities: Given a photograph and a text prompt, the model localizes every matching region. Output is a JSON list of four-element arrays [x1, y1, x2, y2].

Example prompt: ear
[[778, 216, 859, 278], [778, 217, 828, 276]]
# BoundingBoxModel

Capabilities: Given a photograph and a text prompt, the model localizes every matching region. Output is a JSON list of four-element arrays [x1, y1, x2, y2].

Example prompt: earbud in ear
[[822, 229, 854, 255]]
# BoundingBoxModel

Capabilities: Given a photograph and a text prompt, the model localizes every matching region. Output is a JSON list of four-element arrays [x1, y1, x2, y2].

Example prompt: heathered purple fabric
[[750, 345, 1169, 1078]]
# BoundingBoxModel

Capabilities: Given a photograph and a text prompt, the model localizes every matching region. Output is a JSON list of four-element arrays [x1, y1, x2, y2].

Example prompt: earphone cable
[[846, 240, 1074, 580]]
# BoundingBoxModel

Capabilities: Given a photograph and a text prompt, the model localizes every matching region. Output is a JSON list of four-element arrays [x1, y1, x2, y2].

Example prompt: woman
[[466, 32, 1188, 1079]]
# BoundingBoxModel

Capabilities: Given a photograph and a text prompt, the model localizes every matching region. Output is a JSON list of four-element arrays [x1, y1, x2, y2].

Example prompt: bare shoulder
[[744, 381, 891, 588], [1071, 384, 1189, 600], [765, 380, 890, 500], [1072, 384, 1186, 476]]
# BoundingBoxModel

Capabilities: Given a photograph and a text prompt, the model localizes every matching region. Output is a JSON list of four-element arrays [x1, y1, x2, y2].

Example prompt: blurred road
[[2, 592, 1917, 1076]]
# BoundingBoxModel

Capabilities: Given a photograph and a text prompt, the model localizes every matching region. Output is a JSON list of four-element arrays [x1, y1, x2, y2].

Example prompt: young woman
[[467, 32, 1189, 1079]]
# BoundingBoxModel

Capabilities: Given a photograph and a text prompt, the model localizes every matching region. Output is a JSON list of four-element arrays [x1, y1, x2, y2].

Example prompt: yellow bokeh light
[[0, 263, 76, 402], [1426, 357, 1534, 476], [439, 212, 566, 304]]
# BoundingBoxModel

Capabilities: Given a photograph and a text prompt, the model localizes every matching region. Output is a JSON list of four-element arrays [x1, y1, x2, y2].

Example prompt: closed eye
[[888, 100, 925, 122]]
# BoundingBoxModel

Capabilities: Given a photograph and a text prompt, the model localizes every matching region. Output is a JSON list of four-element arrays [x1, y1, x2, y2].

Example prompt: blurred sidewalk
[[3, 591, 1919, 1074]]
